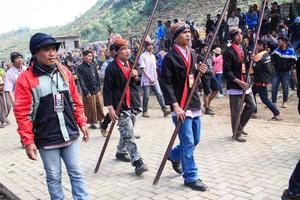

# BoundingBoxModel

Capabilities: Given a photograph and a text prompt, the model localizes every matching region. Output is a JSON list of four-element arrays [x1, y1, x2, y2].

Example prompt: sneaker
[[168, 157, 183, 174], [89, 124, 97, 129], [282, 102, 288, 108], [162, 109, 171, 117], [217, 94, 224, 98], [133, 159, 149, 175], [281, 189, 300, 200], [204, 107, 215, 115], [134, 133, 141, 139], [116, 152, 131, 162], [235, 135, 247, 142], [0, 123, 5, 128], [100, 128, 108, 137], [251, 113, 258, 119], [142, 112, 150, 118], [184, 179, 208, 191], [271, 115, 283, 121], [240, 130, 248, 136]]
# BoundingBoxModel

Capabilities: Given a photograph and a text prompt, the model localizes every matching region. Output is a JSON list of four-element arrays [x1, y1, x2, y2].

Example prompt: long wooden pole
[[232, 0, 268, 141], [94, 0, 160, 174], [153, 0, 232, 185]]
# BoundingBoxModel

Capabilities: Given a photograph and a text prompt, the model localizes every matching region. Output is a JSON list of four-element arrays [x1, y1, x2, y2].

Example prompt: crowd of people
[[0, 0, 299, 199]]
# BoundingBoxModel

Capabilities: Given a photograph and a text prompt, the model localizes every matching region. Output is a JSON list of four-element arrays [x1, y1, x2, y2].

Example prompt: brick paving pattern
[[0, 98, 299, 200]]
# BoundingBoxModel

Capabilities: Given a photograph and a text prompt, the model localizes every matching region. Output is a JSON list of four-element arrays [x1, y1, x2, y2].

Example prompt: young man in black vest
[[223, 28, 256, 142], [161, 22, 208, 191], [103, 36, 148, 175]]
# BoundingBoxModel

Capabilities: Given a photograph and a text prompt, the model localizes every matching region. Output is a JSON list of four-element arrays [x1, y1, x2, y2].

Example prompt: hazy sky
[[0, 0, 98, 33]]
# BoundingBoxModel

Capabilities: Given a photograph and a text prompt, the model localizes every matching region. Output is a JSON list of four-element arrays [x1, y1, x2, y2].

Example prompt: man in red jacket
[[14, 32, 89, 200]]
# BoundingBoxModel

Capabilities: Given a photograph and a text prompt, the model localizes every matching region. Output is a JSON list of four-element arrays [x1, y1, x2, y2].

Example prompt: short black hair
[[257, 39, 268, 48], [82, 50, 93, 56]]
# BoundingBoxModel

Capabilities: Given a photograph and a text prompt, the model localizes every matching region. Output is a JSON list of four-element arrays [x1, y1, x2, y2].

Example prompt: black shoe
[[235, 135, 247, 142], [89, 124, 97, 129], [162, 109, 171, 117], [116, 152, 131, 162], [184, 179, 208, 191], [133, 159, 149, 175], [281, 189, 300, 200], [240, 130, 248, 135], [205, 107, 215, 115], [168, 157, 183, 174]]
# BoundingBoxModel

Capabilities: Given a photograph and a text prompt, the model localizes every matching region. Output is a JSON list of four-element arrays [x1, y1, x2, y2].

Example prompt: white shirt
[[139, 51, 158, 86], [227, 17, 239, 31]]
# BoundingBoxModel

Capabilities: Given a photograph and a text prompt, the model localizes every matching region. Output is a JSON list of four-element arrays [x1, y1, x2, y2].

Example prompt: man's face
[[83, 53, 93, 63], [110, 50, 116, 58], [146, 43, 154, 52], [256, 43, 264, 51], [13, 56, 24, 68], [278, 39, 286, 48], [117, 47, 131, 62], [36, 45, 57, 67], [233, 31, 243, 44], [175, 29, 191, 47], [231, 11, 236, 17], [202, 46, 208, 54]]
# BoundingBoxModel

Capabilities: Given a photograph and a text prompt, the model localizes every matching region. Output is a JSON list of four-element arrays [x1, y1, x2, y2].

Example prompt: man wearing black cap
[[271, 35, 297, 108], [223, 28, 256, 142], [4, 52, 24, 122], [103, 36, 148, 175], [14, 32, 89, 200], [161, 22, 208, 191]]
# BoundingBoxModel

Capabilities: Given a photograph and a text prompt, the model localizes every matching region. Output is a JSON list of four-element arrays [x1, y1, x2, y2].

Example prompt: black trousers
[[229, 92, 256, 135], [289, 160, 300, 194]]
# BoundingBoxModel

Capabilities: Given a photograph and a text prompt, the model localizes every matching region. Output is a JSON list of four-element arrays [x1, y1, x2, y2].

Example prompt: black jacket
[[103, 60, 141, 111], [252, 51, 273, 84], [77, 61, 100, 96], [271, 47, 297, 72], [161, 48, 201, 111], [223, 46, 249, 90], [32, 64, 80, 148]]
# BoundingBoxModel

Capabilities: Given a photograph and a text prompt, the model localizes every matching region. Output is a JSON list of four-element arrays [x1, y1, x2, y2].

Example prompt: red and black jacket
[[14, 63, 86, 148]]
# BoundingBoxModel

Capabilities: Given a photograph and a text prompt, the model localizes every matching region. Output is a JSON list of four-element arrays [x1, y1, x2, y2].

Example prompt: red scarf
[[231, 43, 245, 81], [173, 45, 192, 109], [116, 58, 131, 108]]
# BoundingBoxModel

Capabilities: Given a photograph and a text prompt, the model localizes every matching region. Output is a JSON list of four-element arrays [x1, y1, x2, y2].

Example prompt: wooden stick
[[94, 0, 160, 174], [153, 0, 232, 185], [232, 0, 268, 141]]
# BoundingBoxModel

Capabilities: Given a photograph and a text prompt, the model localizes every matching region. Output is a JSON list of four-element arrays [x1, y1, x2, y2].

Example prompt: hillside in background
[[0, 0, 290, 61]]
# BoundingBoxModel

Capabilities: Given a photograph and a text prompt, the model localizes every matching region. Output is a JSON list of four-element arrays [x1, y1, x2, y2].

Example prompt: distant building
[[54, 35, 80, 52]]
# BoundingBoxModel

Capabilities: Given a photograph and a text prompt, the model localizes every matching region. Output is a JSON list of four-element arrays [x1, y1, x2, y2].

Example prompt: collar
[[32, 63, 57, 77]]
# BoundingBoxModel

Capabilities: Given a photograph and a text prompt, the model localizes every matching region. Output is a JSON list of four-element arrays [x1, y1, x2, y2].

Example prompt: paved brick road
[[0, 99, 299, 200]]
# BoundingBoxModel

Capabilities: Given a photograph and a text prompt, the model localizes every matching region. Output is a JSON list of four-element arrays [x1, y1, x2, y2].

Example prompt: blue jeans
[[169, 116, 201, 183], [215, 73, 223, 94], [142, 84, 166, 112], [39, 140, 88, 200], [272, 71, 290, 103], [253, 85, 280, 116]]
